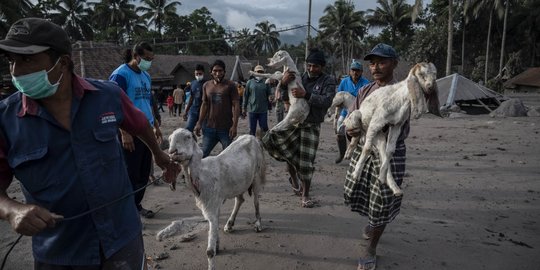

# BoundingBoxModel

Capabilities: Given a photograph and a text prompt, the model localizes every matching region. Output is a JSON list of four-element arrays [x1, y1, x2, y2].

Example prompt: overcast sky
[[177, 0, 425, 39]]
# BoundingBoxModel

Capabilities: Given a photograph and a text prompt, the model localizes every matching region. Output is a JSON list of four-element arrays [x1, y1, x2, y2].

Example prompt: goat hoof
[[224, 226, 234, 233], [393, 190, 404, 197], [206, 249, 215, 258], [254, 221, 263, 232]]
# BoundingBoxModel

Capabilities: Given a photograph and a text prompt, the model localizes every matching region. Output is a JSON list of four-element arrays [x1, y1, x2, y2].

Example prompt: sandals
[[139, 208, 156, 219], [288, 177, 303, 196], [301, 198, 318, 208], [357, 256, 376, 270]]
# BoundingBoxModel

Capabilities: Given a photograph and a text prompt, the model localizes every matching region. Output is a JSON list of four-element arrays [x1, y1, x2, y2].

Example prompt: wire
[[0, 176, 163, 270]]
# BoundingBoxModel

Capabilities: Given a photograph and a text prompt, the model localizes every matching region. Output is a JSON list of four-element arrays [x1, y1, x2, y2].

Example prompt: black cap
[[0, 18, 71, 55], [306, 48, 326, 65], [364, 43, 398, 60]]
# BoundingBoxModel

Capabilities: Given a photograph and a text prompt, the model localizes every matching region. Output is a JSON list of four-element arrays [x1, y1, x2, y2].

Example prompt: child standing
[[167, 93, 174, 117]]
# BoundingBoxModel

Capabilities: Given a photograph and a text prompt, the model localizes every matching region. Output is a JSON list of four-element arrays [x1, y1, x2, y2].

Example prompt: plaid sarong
[[262, 122, 320, 183], [344, 141, 406, 227]]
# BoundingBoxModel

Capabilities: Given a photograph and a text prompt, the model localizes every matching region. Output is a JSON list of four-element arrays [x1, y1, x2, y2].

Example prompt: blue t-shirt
[[337, 76, 370, 116], [110, 64, 154, 125]]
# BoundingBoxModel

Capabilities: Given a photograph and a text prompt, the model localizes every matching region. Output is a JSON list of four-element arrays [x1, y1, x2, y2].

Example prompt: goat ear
[[407, 76, 424, 119], [426, 83, 442, 117]]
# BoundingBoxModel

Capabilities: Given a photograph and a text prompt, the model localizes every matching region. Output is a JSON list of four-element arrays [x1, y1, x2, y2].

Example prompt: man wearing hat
[[334, 59, 370, 164], [0, 18, 179, 269], [344, 43, 407, 270], [262, 48, 336, 208], [243, 65, 272, 136]]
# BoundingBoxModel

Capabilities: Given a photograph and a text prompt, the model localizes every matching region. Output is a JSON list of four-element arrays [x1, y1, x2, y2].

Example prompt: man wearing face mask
[[0, 18, 180, 269], [183, 64, 206, 132], [110, 42, 161, 219], [262, 48, 336, 208], [243, 65, 272, 136], [194, 60, 240, 158]]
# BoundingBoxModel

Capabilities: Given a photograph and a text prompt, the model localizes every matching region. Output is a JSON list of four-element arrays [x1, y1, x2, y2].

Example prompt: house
[[504, 67, 540, 93]]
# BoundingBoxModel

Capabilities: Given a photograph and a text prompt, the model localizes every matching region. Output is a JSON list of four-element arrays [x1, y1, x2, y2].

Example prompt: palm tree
[[252, 20, 280, 56], [0, 0, 34, 34], [471, 0, 505, 83], [446, 0, 453, 76], [48, 0, 93, 41], [319, 0, 366, 74], [367, 0, 412, 46], [232, 28, 256, 57], [91, 0, 139, 43], [136, 0, 181, 37]]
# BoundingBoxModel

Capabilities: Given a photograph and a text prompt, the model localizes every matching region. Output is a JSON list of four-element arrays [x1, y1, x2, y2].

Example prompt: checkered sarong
[[262, 122, 320, 183], [344, 141, 406, 227]]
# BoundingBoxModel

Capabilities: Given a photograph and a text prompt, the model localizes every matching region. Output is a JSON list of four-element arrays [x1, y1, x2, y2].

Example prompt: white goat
[[249, 50, 309, 131], [345, 62, 441, 197], [326, 91, 356, 132], [163, 128, 266, 270]]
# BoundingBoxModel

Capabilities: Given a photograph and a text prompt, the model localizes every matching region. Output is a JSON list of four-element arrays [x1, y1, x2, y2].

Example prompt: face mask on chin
[[12, 58, 63, 99], [195, 75, 204, 81]]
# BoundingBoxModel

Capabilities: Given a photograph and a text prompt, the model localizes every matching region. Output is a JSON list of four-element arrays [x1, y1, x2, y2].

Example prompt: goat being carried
[[249, 50, 309, 131], [344, 62, 441, 197], [162, 128, 266, 270], [326, 91, 356, 133]]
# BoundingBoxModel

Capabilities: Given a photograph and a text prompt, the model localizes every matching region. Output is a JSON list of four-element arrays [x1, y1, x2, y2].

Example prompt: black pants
[[34, 234, 145, 269], [123, 137, 153, 211]]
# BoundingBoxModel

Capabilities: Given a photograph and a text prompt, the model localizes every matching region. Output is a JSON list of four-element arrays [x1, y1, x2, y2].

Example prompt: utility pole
[[305, 0, 312, 64]]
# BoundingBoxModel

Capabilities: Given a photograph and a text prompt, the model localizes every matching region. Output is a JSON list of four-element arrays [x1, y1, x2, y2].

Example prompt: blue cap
[[350, 60, 362, 70], [364, 43, 398, 60]]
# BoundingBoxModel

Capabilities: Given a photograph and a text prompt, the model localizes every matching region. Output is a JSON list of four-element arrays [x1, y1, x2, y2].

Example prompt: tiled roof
[[504, 67, 540, 88]]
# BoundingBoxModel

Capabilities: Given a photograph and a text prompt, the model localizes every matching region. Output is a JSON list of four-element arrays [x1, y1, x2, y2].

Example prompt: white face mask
[[255, 76, 262, 81], [195, 75, 203, 81]]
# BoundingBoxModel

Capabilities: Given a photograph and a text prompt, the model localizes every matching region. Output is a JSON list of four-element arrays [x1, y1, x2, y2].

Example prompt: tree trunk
[[484, 8, 493, 84], [446, 0, 453, 76], [461, 17, 466, 75], [498, 0, 509, 75]]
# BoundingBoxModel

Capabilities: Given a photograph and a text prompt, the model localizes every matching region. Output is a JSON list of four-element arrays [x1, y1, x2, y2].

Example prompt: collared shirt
[[0, 75, 148, 265], [337, 75, 370, 117], [109, 64, 154, 126], [243, 78, 271, 113]]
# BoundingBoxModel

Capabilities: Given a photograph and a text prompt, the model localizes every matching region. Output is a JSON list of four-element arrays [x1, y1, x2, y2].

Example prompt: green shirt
[[243, 78, 272, 113]]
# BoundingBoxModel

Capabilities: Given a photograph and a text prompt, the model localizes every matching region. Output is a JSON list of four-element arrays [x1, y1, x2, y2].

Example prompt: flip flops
[[357, 256, 376, 270], [140, 208, 155, 219]]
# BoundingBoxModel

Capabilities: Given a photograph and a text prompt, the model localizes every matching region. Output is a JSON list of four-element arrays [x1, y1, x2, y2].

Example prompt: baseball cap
[[254, 65, 265, 72], [350, 60, 362, 70], [364, 43, 398, 60], [0, 18, 72, 55]]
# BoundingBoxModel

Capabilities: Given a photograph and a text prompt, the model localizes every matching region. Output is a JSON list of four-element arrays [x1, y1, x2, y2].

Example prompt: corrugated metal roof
[[437, 73, 506, 106]]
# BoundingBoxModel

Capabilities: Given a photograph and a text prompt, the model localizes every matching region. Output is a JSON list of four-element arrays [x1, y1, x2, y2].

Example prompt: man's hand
[[154, 127, 163, 145], [121, 133, 135, 152], [229, 126, 237, 140], [194, 123, 202, 137], [291, 87, 306, 98], [7, 203, 63, 236], [281, 70, 296, 86], [346, 127, 362, 138], [154, 150, 181, 185], [182, 113, 188, 121]]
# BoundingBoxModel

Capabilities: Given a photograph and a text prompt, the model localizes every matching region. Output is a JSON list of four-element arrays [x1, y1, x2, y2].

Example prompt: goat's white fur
[[326, 91, 356, 132], [248, 50, 309, 131], [345, 62, 440, 197], [164, 128, 266, 270]]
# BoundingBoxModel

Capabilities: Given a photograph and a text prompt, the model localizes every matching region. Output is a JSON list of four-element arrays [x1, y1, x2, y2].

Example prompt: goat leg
[[224, 194, 245, 233]]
